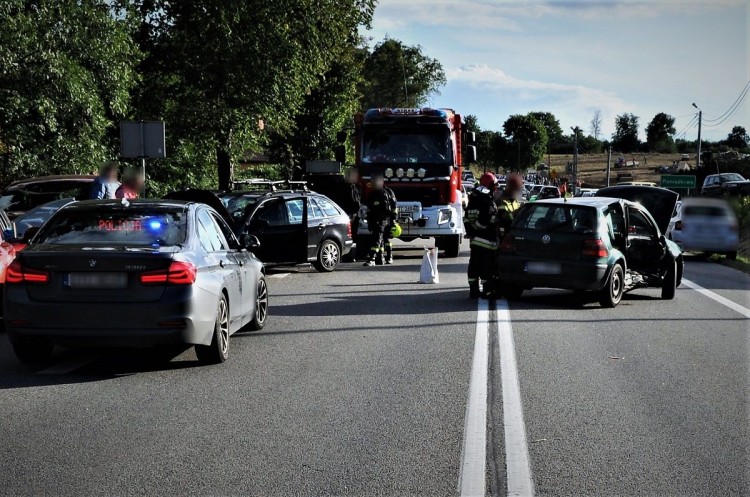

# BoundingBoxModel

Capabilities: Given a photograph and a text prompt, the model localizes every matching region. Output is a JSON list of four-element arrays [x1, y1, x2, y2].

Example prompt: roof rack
[[285, 181, 309, 192], [231, 179, 285, 191]]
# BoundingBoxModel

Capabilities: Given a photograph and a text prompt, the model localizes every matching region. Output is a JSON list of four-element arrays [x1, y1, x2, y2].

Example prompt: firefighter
[[465, 172, 500, 298], [363, 175, 396, 266], [495, 173, 524, 296], [382, 184, 398, 264]]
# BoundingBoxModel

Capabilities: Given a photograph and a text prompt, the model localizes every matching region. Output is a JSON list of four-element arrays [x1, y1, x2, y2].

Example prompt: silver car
[[4, 199, 268, 365]]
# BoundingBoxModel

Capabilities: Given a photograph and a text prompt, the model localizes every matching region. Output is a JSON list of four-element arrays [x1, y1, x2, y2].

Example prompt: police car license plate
[[65, 272, 128, 289]]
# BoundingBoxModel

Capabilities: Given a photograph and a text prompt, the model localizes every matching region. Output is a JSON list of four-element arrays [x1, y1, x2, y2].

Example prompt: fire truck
[[352, 108, 476, 258]]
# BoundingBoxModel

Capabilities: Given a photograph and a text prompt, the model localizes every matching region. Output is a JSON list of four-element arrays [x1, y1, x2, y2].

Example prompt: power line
[[703, 84, 749, 127], [702, 80, 750, 123], [675, 114, 698, 138]]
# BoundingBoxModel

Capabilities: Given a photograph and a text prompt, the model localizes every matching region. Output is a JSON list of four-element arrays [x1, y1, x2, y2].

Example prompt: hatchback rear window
[[35, 208, 188, 246], [683, 206, 728, 217], [514, 204, 599, 234]]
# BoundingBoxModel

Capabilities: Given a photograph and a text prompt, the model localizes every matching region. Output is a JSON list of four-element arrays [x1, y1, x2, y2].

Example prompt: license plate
[[398, 206, 420, 213], [65, 272, 128, 289], [525, 262, 562, 274]]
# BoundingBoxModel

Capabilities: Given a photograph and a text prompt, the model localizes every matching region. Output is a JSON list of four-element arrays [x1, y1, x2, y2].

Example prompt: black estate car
[[168, 186, 353, 272]]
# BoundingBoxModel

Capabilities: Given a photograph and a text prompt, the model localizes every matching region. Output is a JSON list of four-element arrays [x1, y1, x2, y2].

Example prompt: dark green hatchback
[[497, 194, 683, 307]]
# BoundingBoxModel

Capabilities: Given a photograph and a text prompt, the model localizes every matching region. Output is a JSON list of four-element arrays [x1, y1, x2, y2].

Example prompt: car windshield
[[5, 198, 74, 240], [720, 173, 745, 182], [221, 194, 261, 223], [34, 207, 188, 247], [514, 204, 599, 233], [361, 127, 453, 164]]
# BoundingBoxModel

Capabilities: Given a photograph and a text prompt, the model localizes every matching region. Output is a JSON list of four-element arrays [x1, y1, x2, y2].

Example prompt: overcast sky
[[366, 0, 749, 142]]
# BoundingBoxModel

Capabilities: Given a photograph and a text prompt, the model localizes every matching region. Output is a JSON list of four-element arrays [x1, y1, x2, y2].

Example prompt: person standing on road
[[363, 175, 396, 267], [465, 172, 500, 299], [89, 162, 120, 200], [115, 169, 144, 199], [382, 184, 397, 264], [495, 174, 523, 296], [342, 169, 363, 261]]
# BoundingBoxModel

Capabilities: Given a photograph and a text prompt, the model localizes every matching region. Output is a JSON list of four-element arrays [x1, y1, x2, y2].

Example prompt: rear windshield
[[221, 194, 260, 223], [683, 206, 728, 217], [514, 204, 599, 234], [34, 208, 188, 246]]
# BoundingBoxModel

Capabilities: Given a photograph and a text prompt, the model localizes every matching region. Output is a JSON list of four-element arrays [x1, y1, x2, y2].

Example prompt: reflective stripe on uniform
[[470, 237, 498, 250]]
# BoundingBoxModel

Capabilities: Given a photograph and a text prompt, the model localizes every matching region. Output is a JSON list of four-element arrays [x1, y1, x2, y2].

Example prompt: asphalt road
[[0, 242, 747, 496]]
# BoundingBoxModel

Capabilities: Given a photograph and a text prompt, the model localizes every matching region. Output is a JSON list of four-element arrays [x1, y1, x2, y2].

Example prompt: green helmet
[[390, 222, 402, 238]]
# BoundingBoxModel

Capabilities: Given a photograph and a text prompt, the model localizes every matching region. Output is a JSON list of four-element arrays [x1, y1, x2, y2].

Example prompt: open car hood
[[596, 186, 678, 234], [164, 189, 235, 230]]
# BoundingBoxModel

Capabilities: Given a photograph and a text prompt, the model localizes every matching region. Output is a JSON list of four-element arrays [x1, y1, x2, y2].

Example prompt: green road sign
[[661, 175, 696, 189]]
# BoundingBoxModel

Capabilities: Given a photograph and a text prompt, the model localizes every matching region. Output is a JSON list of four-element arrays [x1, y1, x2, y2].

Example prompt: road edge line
[[682, 278, 750, 318], [459, 298, 490, 497], [496, 299, 535, 496]]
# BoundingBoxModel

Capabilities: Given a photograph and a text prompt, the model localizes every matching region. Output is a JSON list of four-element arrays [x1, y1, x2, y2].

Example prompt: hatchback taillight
[[347, 221, 352, 238], [6, 260, 50, 284], [582, 239, 608, 258], [140, 261, 197, 286]]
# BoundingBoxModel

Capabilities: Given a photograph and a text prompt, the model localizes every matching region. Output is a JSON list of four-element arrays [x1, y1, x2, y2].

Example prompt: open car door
[[245, 197, 308, 264], [596, 186, 678, 235]]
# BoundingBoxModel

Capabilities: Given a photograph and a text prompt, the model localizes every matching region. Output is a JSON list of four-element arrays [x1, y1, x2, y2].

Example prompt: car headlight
[[438, 208, 452, 224], [417, 168, 426, 178], [396, 168, 405, 178], [406, 168, 416, 178], [385, 167, 394, 178]]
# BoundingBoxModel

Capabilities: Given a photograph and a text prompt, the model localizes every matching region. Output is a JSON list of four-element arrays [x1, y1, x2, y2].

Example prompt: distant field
[[471, 153, 696, 188]]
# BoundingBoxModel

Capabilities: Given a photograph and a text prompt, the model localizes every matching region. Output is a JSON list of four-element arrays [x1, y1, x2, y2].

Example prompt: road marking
[[496, 299, 535, 497], [37, 356, 99, 375], [682, 279, 750, 319], [459, 298, 489, 497], [268, 273, 289, 279]]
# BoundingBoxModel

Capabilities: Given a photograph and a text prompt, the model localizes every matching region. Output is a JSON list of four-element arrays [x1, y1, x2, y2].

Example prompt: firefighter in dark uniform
[[465, 172, 500, 298], [363, 175, 397, 266], [495, 173, 523, 295], [382, 184, 397, 264]]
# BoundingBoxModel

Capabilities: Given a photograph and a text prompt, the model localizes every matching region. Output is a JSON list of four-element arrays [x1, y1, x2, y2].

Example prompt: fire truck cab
[[354, 108, 476, 258]]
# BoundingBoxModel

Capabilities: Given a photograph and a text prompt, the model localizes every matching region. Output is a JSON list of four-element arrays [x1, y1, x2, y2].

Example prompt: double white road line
[[459, 299, 534, 497]]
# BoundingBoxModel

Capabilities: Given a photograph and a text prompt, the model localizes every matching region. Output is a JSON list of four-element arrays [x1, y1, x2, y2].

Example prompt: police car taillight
[[6, 260, 49, 284], [140, 261, 197, 285]]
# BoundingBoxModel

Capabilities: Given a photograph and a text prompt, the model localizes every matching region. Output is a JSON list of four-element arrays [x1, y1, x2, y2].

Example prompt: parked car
[[4, 199, 268, 364], [2, 198, 76, 250], [167, 187, 353, 272], [460, 184, 469, 211], [666, 200, 682, 241], [0, 175, 95, 219], [497, 187, 682, 307], [701, 173, 750, 197], [0, 209, 15, 322], [672, 198, 739, 259], [462, 171, 476, 184]]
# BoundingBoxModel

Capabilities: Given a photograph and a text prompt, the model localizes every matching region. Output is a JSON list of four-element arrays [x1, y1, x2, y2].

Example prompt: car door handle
[[238, 260, 244, 267], [219, 260, 225, 268]]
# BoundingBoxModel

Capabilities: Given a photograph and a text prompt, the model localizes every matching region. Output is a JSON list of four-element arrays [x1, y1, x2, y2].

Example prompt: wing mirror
[[241, 234, 261, 250], [466, 145, 477, 164]]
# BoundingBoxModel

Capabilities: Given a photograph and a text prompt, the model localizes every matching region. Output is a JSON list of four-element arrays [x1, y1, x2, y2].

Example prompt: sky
[[365, 0, 749, 142]]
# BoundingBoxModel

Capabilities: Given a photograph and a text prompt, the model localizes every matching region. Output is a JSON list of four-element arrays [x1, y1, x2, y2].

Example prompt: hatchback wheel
[[12, 337, 54, 364], [247, 277, 268, 331], [599, 263, 624, 308], [196, 295, 230, 364], [661, 260, 677, 300], [314, 240, 340, 272]]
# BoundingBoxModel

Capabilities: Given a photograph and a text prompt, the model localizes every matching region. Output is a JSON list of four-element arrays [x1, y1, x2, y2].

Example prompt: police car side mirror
[[22, 226, 40, 244], [466, 146, 477, 164], [241, 234, 261, 250]]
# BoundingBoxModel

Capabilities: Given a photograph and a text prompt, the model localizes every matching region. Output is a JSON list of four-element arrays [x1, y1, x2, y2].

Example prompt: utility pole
[[692, 103, 702, 170], [606, 146, 612, 187]]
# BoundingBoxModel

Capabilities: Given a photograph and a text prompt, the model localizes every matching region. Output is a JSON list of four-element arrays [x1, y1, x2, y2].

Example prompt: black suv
[[701, 173, 750, 197], [169, 184, 353, 272], [0, 175, 96, 219]]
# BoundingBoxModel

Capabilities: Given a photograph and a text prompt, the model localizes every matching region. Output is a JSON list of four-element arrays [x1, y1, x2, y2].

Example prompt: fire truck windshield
[[361, 127, 453, 165]]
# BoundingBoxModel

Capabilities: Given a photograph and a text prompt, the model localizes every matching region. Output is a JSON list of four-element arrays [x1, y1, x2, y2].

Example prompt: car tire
[[599, 263, 624, 308], [314, 239, 340, 272], [661, 260, 677, 300], [246, 277, 268, 331], [195, 295, 230, 364], [443, 235, 461, 258], [726, 251, 737, 261], [11, 337, 54, 364]]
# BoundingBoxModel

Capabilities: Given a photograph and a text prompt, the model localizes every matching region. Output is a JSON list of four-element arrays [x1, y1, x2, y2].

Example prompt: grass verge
[[710, 253, 750, 275]]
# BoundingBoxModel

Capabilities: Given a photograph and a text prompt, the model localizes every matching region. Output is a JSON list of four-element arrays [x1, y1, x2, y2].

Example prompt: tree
[[360, 38, 446, 109], [0, 1, 141, 183], [645, 112, 676, 153], [125, 0, 376, 191], [590, 109, 602, 141], [726, 126, 749, 150], [611, 113, 640, 153], [502, 114, 548, 170], [528, 111, 563, 144]]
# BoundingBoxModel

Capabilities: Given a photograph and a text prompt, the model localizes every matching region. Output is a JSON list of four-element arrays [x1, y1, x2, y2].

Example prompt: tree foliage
[[589, 109, 602, 141], [359, 38, 446, 109], [645, 112, 676, 153], [502, 114, 548, 170], [528, 111, 563, 144], [0, 0, 141, 184], [726, 126, 749, 151], [612, 113, 640, 153]]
